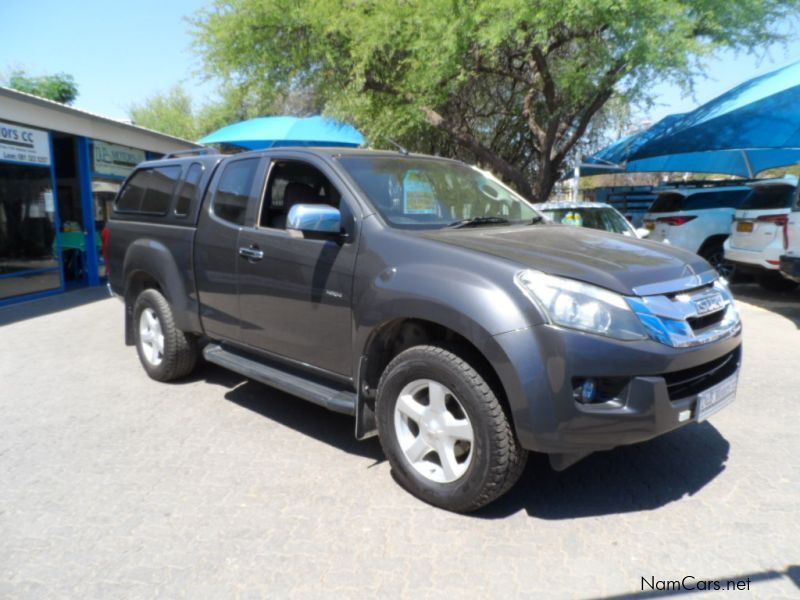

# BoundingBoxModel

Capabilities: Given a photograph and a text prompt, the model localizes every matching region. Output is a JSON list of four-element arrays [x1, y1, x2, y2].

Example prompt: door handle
[[238, 245, 264, 261]]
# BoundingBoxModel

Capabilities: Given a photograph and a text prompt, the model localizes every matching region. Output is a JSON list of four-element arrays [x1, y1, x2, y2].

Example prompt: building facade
[[0, 86, 198, 305]]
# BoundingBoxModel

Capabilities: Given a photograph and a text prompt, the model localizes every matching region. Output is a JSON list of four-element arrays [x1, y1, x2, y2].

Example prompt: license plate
[[696, 372, 738, 422], [736, 221, 754, 233], [645, 221, 655, 230]]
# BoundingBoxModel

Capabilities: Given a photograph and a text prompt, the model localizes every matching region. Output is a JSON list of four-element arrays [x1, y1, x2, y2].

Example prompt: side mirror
[[287, 204, 342, 235], [635, 227, 651, 239]]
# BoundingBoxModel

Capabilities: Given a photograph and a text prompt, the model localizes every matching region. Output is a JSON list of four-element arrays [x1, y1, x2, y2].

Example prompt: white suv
[[779, 191, 800, 284], [725, 177, 799, 292], [643, 183, 751, 278]]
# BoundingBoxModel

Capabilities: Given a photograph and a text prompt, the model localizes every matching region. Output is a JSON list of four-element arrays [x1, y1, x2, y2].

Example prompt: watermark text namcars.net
[[642, 576, 752, 592]]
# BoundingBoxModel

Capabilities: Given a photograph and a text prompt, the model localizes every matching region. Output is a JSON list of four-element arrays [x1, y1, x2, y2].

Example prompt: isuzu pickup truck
[[106, 148, 742, 512]]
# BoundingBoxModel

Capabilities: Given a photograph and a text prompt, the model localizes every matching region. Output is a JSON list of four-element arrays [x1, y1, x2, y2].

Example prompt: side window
[[115, 170, 148, 212], [114, 166, 181, 214], [213, 158, 259, 226], [174, 163, 204, 218], [141, 166, 182, 214], [260, 161, 341, 229]]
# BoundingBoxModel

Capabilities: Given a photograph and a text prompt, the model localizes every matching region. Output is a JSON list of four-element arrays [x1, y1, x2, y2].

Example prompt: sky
[[2, 0, 800, 128]]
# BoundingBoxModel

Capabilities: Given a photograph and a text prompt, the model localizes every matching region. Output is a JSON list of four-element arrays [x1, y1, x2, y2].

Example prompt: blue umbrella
[[584, 60, 800, 177], [199, 115, 365, 150]]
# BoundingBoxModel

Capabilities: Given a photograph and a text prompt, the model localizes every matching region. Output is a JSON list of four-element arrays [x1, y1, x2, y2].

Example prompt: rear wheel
[[700, 244, 735, 281], [375, 344, 527, 512], [758, 271, 799, 293], [133, 289, 198, 381]]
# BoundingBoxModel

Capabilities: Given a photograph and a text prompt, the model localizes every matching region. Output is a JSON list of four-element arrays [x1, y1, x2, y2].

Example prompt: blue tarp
[[199, 115, 365, 149], [584, 61, 800, 177]]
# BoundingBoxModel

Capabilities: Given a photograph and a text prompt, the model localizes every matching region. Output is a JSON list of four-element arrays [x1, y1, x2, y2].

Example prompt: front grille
[[663, 346, 741, 401], [687, 309, 725, 331]]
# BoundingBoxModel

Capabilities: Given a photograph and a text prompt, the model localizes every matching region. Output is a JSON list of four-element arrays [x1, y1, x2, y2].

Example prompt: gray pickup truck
[[107, 148, 742, 512]]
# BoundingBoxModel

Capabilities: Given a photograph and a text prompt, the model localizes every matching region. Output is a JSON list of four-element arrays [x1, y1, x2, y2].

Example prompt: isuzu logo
[[692, 292, 725, 315]]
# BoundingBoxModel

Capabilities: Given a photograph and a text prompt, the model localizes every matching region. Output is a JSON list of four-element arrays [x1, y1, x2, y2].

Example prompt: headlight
[[515, 270, 648, 341]]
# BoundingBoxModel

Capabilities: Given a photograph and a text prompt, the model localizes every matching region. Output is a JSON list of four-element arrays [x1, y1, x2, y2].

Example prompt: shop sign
[[93, 141, 146, 178], [0, 120, 51, 166]]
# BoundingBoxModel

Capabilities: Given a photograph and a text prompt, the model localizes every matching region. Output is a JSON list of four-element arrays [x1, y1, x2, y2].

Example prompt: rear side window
[[174, 163, 204, 217], [213, 158, 259, 225], [650, 189, 748, 212], [741, 186, 795, 210], [115, 166, 182, 214]]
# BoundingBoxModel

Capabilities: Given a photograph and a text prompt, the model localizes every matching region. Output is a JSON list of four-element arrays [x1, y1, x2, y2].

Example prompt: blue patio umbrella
[[199, 115, 365, 150], [584, 60, 800, 177]]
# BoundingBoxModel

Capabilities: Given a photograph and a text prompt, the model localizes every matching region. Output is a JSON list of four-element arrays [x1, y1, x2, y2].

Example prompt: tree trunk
[[531, 157, 561, 204]]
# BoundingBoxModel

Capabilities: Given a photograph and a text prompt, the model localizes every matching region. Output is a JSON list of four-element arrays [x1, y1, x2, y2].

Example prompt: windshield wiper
[[446, 216, 510, 229]]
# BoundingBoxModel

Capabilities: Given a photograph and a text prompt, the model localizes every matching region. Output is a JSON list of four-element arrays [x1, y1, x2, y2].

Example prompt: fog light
[[574, 379, 597, 404]]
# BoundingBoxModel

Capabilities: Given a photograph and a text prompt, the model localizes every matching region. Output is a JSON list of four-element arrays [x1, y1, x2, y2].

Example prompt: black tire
[[375, 344, 527, 512], [758, 271, 799, 293], [700, 243, 736, 281], [132, 288, 198, 382]]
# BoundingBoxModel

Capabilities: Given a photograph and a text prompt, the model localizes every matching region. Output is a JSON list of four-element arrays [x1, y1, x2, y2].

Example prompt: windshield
[[541, 207, 632, 234], [337, 156, 539, 229], [740, 185, 795, 210]]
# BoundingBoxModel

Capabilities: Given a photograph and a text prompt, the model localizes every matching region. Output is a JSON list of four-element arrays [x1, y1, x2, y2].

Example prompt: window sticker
[[403, 170, 437, 214]]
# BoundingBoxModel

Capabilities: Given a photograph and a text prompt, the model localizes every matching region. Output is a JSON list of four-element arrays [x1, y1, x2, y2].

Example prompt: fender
[[123, 238, 202, 335]]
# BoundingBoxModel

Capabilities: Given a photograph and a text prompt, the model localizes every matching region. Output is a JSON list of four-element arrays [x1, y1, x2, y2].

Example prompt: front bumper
[[779, 255, 800, 282], [489, 323, 742, 467]]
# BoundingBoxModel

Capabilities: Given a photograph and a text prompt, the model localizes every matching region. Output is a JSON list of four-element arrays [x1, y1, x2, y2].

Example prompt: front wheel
[[133, 289, 198, 382], [375, 345, 527, 512], [701, 244, 735, 281]]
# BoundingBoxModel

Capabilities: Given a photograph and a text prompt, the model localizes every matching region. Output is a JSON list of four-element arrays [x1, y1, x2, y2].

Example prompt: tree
[[130, 85, 203, 140], [8, 70, 78, 104], [192, 0, 797, 200]]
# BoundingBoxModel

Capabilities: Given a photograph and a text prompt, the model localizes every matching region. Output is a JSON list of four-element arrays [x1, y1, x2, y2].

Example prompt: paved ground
[[1, 285, 798, 599]]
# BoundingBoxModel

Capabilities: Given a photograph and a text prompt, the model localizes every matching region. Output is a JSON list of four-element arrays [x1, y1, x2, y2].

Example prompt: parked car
[[107, 148, 742, 512], [643, 183, 751, 278], [779, 189, 800, 284], [538, 201, 649, 238], [724, 177, 799, 292]]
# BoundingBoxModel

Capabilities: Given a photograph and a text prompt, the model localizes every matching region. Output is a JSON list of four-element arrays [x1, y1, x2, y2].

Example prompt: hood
[[417, 224, 714, 296]]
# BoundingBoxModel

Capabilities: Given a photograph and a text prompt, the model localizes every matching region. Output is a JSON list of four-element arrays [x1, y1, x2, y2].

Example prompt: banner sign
[[0, 120, 51, 166], [93, 141, 146, 178]]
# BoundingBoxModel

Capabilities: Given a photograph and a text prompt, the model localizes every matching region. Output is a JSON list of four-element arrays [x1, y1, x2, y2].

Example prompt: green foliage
[[192, 0, 797, 199], [130, 86, 203, 140], [7, 70, 78, 104]]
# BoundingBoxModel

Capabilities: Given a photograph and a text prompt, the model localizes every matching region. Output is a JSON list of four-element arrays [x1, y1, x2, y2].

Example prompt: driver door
[[236, 157, 358, 377]]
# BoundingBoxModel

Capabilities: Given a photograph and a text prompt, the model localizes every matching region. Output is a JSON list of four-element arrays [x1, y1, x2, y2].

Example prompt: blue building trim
[[48, 131, 66, 293], [0, 286, 67, 308], [0, 267, 60, 280], [77, 136, 100, 286]]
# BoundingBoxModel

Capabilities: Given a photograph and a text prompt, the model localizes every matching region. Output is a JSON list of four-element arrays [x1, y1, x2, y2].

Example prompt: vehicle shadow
[[186, 363, 728, 519], [476, 422, 730, 520], [193, 362, 385, 463], [0, 286, 110, 327], [731, 282, 800, 328]]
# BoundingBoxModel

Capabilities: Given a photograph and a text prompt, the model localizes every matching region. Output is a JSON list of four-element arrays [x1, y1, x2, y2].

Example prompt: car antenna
[[386, 138, 409, 156]]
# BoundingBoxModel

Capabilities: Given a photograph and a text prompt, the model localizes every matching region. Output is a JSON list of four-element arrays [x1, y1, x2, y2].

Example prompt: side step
[[203, 344, 356, 416]]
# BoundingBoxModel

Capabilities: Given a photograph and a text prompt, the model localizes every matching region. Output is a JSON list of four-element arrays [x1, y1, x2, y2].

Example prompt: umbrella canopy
[[199, 115, 365, 150], [584, 60, 800, 177]]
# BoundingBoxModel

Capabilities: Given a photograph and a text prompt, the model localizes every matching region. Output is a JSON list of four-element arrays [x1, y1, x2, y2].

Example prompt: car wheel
[[133, 288, 198, 381], [757, 271, 799, 293], [701, 245, 735, 281], [375, 344, 527, 512]]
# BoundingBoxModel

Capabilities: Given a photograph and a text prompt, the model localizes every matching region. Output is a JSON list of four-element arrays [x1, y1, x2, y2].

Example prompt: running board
[[203, 344, 356, 416]]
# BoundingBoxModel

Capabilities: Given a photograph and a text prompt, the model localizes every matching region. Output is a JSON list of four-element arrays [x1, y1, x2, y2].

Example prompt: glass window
[[543, 207, 631, 234], [338, 156, 538, 230], [650, 189, 749, 212], [0, 163, 61, 300], [115, 166, 181, 214], [115, 170, 148, 212], [260, 161, 341, 228], [213, 158, 259, 226], [140, 166, 181, 214], [740, 185, 795, 210], [174, 163, 204, 217]]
